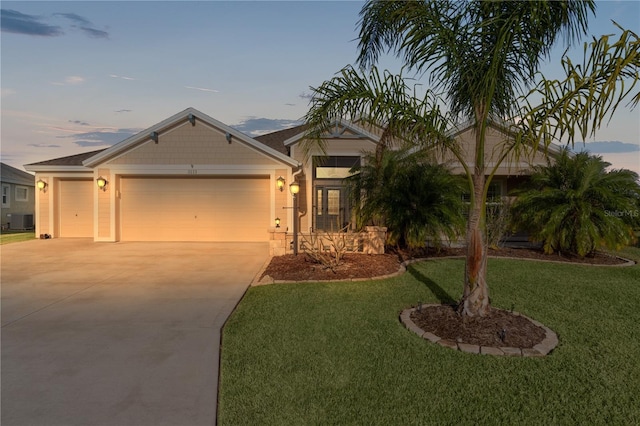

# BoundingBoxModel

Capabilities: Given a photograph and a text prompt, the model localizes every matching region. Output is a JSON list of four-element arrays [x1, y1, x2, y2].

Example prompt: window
[[1, 185, 9, 208], [313, 156, 360, 179], [15, 186, 28, 202]]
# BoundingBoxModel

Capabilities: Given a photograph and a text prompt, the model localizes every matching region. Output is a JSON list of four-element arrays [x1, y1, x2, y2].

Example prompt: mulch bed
[[261, 246, 629, 282], [410, 304, 547, 348], [261, 253, 401, 282]]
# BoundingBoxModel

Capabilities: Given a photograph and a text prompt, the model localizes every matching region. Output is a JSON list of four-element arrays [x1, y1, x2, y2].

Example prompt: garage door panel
[[120, 177, 269, 242], [59, 180, 93, 238]]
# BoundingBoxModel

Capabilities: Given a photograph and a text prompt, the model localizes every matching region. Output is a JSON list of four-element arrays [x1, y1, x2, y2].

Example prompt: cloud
[[28, 143, 62, 148], [1, 9, 63, 36], [56, 128, 141, 147], [54, 12, 109, 39], [232, 117, 302, 137], [285, 103, 296, 106], [1, 9, 108, 39], [79, 26, 109, 39], [54, 12, 90, 26], [1, 88, 16, 97], [571, 141, 640, 154], [184, 86, 219, 93], [114, 109, 132, 113], [52, 75, 85, 86], [69, 120, 90, 126], [109, 74, 135, 81]]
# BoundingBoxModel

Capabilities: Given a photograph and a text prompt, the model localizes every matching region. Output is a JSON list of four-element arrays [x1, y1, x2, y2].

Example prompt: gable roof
[[25, 149, 106, 171], [448, 118, 566, 157], [1, 162, 35, 185], [82, 108, 299, 168], [282, 119, 381, 147]]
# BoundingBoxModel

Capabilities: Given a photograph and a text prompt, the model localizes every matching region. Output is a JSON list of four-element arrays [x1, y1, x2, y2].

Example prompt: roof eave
[[83, 107, 299, 168], [24, 165, 93, 173], [283, 119, 381, 147]]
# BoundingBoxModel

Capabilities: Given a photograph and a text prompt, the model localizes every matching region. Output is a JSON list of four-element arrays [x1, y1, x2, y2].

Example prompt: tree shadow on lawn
[[407, 265, 457, 305]]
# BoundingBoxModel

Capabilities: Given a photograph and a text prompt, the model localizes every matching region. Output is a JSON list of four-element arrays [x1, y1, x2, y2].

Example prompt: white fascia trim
[[24, 165, 92, 172], [83, 107, 299, 168], [283, 119, 380, 147], [108, 164, 288, 174]]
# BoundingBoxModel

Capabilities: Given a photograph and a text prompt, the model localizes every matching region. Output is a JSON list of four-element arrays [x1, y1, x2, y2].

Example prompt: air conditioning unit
[[9, 214, 34, 230]]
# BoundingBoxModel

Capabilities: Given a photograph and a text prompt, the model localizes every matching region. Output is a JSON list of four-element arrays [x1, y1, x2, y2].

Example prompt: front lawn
[[0, 230, 35, 245], [219, 248, 640, 424]]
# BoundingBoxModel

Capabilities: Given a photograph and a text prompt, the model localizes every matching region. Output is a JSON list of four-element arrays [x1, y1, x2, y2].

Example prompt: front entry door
[[315, 186, 348, 231]]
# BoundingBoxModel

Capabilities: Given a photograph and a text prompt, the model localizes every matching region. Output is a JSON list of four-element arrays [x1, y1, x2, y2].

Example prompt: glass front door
[[315, 186, 349, 231]]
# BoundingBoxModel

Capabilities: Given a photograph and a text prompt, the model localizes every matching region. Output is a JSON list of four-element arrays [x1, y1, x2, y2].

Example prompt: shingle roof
[[254, 124, 307, 155], [23, 120, 307, 169], [1, 162, 34, 185], [25, 149, 107, 167]]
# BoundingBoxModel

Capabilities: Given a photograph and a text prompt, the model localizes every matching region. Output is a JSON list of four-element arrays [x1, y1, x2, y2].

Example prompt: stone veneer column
[[364, 226, 387, 254], [268, 228, 288, 256]]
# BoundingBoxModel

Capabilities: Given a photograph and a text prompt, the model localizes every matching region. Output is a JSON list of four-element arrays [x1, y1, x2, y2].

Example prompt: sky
[[1, 1, 639, 175]]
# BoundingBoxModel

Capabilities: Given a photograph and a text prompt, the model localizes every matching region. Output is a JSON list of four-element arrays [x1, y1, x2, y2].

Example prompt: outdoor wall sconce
[[276, 176, 285, 192], [275, 217, 281, 228], [188, 113, 196, 126], [289, 181, 300, 195], [225, 132, 232, 144], [96, 176, 108, 191], [150, 131, 159, 143], [36, 179, 47, 192]]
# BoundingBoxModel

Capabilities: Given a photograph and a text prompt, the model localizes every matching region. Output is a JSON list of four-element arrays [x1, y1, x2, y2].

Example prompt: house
[[24, 107, 555, 252], [1, 162, 36, 230]]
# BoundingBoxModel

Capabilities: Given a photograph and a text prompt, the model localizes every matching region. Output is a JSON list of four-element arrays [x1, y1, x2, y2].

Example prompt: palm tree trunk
[[461, 112, 490, 317], [462, 172, 490, 317]]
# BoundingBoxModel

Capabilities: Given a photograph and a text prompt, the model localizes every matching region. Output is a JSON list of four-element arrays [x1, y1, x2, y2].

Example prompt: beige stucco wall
[[97, 168, 110, 238], [439, 125, 552, 175], [35, 176, 50, 235], [107, 121, 282, 166]]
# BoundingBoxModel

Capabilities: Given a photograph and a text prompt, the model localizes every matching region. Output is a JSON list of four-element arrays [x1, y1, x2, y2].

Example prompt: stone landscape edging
[[399, 304, 559, 357], [252, 252, 634, 286]]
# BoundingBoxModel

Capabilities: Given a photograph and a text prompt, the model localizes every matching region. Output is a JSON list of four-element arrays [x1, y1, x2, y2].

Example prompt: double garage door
[[120, 177, 270, 242]]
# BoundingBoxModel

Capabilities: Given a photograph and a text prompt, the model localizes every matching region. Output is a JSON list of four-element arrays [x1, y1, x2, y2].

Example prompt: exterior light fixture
[[225, 132, 232, 144], [188, 113, 196, 126], [276, 176, 285, 192], [289, 181, 300, 195], [36, 179, 47, 191], [96, 176, 108, 191], [150, 131, 159, 143], [275, 217, 281, 228]]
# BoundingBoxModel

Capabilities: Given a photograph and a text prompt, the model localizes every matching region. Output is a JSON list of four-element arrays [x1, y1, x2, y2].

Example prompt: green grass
[[0, 230, 35, 245], [219, 247, 640, 425]]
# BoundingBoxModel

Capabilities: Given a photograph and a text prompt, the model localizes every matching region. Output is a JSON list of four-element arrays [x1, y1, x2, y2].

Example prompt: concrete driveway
[[1, 239, 268, 426]]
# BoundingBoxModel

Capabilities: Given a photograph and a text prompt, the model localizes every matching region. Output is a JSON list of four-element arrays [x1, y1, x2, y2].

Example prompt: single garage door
[[120, 177, 270, 242], [59, 179, 94, 237]]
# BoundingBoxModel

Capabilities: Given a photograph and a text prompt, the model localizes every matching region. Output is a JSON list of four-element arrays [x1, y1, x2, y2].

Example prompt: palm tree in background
[[302, 0, 639, 317], [511, 149, 640, 257], [346, 147, 465, 250]]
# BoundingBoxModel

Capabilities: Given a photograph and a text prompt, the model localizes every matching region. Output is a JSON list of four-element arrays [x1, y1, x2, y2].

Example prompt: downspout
[[291, 165, 304, 254]]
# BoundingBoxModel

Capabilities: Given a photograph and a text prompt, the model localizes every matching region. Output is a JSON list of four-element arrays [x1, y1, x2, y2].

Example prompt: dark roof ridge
[[25, 149, 107, 167]]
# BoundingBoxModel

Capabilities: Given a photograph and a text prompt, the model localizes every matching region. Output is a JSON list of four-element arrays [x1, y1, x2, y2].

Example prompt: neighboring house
[[1, 162, 36, 230], [24, 107, 556, 251]]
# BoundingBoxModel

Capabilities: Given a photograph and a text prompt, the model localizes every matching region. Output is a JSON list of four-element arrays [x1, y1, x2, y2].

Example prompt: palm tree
[[511, 149, 640, 257], [303, 0, 598, 317], [346, 147, 465, 249]]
